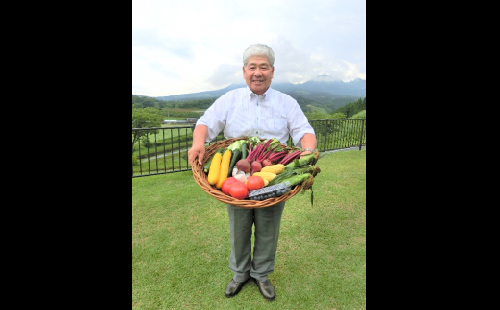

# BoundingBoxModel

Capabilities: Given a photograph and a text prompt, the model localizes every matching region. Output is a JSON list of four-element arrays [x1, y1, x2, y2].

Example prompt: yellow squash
[[216, 150, 232, 189], [207, 152, 223, 185]]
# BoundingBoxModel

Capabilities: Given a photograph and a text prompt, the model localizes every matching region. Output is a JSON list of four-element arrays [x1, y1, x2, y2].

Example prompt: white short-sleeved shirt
[[196, 86, 315, 147]]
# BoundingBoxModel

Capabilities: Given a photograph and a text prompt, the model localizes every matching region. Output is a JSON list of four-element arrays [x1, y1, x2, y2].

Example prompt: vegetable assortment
[[205, 137, 321, 202]]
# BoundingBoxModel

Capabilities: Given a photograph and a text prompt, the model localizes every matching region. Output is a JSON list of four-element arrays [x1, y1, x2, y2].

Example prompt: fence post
[[359, 119, 365, 150]]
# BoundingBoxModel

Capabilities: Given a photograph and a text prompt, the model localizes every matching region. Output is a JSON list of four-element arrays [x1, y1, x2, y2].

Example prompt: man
[[188, 44, 317, 301]]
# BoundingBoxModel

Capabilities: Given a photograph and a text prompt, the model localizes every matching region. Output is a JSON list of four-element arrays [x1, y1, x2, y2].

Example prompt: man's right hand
[[188, 124, 209, 166], [188, 143, 205, 167]]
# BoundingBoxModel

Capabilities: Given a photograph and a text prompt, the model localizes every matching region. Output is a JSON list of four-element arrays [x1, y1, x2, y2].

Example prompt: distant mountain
[[153, 76, 366, 101], [297, 77, 366, 97]]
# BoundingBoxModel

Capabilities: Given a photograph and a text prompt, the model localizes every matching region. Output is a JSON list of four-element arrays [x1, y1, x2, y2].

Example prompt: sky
[[132, 0, 366, 97]]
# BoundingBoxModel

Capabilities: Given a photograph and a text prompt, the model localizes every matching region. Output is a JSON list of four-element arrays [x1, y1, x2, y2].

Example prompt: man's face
[[243, 55, 274, 95]]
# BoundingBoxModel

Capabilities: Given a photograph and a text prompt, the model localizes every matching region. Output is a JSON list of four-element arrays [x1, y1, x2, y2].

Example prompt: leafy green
[[264, 137, 285, 152], [227, 140, 246, 151], [246, 136, 261, 148], [285, 151, 320, 168]]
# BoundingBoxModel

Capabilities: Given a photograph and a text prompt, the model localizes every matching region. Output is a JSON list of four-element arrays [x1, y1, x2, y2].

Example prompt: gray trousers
[[226, 201, 286, 282]]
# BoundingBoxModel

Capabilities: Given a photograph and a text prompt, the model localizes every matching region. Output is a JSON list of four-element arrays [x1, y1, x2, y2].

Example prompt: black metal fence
[[132, 119, 366, 178]]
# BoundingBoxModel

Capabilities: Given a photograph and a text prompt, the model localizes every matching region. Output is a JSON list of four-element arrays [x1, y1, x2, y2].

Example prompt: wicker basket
[[191, 137, 303, 209]]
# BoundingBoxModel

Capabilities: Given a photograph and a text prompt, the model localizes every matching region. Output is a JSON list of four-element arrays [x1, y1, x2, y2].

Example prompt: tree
[[335, 97, 365, 117], [132, 106, 162, 153], [350, 110, 366, 119], [304, 111, 329, 120], [329, 112, 347, 119]]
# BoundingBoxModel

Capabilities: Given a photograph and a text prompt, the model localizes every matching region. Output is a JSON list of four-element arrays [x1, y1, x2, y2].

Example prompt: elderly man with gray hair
[[188, 43, 317, 301]]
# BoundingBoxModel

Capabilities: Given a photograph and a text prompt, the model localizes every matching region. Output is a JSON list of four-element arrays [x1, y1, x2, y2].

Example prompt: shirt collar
[[246, 86, 273, 99]]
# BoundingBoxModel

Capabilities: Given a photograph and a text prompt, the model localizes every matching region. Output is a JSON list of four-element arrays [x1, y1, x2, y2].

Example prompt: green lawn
[[132, 149, 366, 309]]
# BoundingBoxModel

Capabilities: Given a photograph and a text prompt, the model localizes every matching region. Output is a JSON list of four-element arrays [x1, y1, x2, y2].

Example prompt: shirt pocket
[[265, 118, 288, 136]]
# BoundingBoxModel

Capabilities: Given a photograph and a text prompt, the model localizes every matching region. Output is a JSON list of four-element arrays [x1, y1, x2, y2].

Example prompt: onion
[[234, 173, 247, 183]]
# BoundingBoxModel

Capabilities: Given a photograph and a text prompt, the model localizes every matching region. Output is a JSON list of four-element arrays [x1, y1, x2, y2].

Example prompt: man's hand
[[300, 150, 312, 158], [299, 133, 317, 158], [188, 124, 208, 166], [188, 142, 205, 167]]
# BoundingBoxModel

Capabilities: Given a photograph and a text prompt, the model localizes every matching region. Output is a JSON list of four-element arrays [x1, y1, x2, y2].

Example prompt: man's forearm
[[192, 124, 208, 146], [299, 133, 317, 151]]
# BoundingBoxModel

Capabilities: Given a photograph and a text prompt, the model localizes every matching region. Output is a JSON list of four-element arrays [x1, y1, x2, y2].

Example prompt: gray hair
[[243, 44, 275, 67]]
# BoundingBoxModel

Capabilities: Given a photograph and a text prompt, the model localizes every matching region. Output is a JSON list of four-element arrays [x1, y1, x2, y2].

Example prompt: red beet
[[250, 161, 262, 174], [262, 159, 273, 167], [236, 159, 251, 173]]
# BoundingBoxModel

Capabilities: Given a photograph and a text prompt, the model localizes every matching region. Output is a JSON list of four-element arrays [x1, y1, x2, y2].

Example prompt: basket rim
[[191, 137, 303, 209]]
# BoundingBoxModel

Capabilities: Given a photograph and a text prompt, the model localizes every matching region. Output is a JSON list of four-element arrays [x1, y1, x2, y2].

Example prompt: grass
[[132, 149, 366, 309], [306, 104, 327, 114]]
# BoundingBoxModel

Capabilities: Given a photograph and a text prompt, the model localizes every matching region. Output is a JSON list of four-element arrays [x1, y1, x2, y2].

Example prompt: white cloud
[[132, 0, 366, 96]]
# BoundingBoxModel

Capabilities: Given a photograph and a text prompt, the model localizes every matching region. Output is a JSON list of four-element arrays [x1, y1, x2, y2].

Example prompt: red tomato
[[246, 175, 265, 191], [229, 181, 249, 200], [221, 177, 238, 195]]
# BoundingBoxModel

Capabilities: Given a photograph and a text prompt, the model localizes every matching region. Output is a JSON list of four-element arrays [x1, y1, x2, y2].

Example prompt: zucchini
[[241, 142, 248, 159], [204, 148, 225, 174], [207, 152, 224, 185], [216, 149, 232, 189]]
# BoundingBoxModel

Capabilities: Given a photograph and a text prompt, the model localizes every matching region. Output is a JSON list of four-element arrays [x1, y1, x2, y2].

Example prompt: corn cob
[[266, 169, 296, 186], [290, 165, 322, 177], [260, 164, 285, 174], [267, 165, 321, 186], [285, 150, 320, 168], [248, 183, 291, 200], [252, 171, 276, 182]]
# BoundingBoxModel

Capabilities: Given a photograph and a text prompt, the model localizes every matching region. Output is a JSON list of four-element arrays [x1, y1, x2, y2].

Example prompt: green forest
[[132, 93, 366, 124]]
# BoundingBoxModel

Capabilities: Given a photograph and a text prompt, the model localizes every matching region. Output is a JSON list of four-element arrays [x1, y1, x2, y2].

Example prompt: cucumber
[[241, 142, 248, 159], [227, 149, 242, 177]]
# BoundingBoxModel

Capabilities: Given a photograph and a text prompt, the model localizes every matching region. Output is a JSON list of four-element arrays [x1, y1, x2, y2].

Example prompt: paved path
[[141, 147, 189, 162], [324, 145, 366, 153]]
